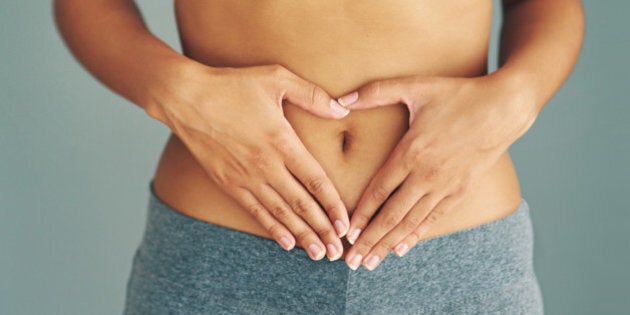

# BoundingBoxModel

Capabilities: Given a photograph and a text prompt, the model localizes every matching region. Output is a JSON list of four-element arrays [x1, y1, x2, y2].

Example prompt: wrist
[[142, 55, 219, 125], [486, 67, 544, 118], [474, 71, 540, 149]]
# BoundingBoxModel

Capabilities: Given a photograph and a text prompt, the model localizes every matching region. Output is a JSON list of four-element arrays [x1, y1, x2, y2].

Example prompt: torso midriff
[[152, 0, 523, 252]]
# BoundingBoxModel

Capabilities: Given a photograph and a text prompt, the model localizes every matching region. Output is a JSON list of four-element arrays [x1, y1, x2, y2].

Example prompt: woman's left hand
[[337, 74, 536, 270]]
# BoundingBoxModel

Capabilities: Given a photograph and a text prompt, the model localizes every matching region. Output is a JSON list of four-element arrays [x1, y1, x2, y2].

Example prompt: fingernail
[[363, 254, 380, 270], [330, 99, 350, 118], [308, 243, 325, 260], [279, 236, 294, 251], [394, 243, 409, 257], [326, 243, 340, 261], [334, 220, 347, 237], [347, 228, 361, 245], [347, 253, 363, 270], [338, 91, 359, 107]]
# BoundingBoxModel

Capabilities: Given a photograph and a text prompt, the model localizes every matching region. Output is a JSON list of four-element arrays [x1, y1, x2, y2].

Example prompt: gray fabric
[[124, 180, 544, 314]]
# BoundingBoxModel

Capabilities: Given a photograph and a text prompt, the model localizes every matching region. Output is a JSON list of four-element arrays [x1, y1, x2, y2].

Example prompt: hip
[[124, 179, 542, 314]]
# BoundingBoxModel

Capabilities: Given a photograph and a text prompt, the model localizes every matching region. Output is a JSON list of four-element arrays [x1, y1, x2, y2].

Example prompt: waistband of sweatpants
[[128, 180, 539, 313], [136, 179, 533, 269]]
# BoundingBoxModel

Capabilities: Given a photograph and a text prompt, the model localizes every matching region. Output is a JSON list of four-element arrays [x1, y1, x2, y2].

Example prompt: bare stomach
[[152, 0, 523, 254]]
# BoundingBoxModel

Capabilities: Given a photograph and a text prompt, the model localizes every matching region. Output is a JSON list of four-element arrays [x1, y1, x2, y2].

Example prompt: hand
[[145, 62, 352, 261], [336, 75, 535, 270]]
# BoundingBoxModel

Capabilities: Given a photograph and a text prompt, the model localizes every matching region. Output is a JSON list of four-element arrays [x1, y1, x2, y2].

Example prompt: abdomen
[[152, 0, 523, 244]]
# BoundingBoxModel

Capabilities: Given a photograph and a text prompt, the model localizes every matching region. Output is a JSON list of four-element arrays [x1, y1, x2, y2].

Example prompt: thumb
[[337, 78, 409, 110], [281, 74, 350, 119]]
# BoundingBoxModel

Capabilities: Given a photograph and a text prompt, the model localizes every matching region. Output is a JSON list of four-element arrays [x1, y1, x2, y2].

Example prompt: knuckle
[[359, 237, 375, 249], [439, 195, 458, 212], [409, 145, 425, 162], [370, 185, 390, 203], [456, 178, 472, 196], [402, 140, 431, 169], [423, 165, 443, 181], [313, 225, 334, 239], [402, 214, 424, 231], [367, 81, 382, 99], [382, 213, 401, 230], [351, 211, 372, 226], [269, 64, 288, 77], [424, 212, 440, 225], [374, 241, 394, 253], [403, 156, 418, 171], [246, 203, 266, 219], [403, 147, 423, 170], [356, 235, 376, 249], [455, 185, 469, 198], [269, 130, 295, 155], [290, 198, 313, 217], [408, 230, 422, 242], [211, 171, 233, 186], [324, 204, 343, 216], [267, 223, 285, 238], [307, 84, 327, 106], [305, 177, 326, 195], [250, 154, 273, 173], [294, 229, 313, 244], [269, 203, 291, 221]]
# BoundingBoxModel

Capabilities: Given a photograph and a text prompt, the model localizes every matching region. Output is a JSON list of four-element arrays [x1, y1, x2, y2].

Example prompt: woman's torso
[[152, 0, 523, 252]]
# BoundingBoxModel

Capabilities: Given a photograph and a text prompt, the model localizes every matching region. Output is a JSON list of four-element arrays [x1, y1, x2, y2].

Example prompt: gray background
[[1, 1, 628, 314]]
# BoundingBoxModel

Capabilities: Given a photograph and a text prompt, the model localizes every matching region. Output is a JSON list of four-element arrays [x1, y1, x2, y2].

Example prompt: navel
[[340, 130, 351, 153]]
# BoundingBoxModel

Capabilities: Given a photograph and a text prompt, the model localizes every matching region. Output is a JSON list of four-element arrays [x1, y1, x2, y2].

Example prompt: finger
[[269, 170, 344, 261], [281, 138, 350, 238], [394, 195, 461, 257], [343, 178, 427, 270], [346, 151, 409, 245], [254, 183, 327, 261], [278, 67, 350, 119], [336, 77, 412, 110], [229, 186, 296, 251], [361, 194, 442, 270]]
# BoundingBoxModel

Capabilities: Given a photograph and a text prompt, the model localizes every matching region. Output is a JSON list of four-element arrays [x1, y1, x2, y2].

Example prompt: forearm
[[491, 0, 585, 122], [53, 0, 195, 113]]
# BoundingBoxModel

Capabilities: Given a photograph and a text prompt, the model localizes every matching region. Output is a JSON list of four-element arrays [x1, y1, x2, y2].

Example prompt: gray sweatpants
[[124, 180, 544, 314]]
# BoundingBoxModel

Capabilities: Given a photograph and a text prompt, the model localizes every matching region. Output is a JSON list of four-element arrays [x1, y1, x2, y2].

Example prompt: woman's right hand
[[145, 62, 350, 261]]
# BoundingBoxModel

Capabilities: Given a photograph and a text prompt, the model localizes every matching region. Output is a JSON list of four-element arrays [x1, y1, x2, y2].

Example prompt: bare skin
[[54, 0, 584, 269], [161, 0, 521, 254]]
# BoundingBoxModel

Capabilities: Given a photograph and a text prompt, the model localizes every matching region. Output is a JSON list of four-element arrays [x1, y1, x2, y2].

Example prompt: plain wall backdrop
[[1, 1, 628, 314]]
